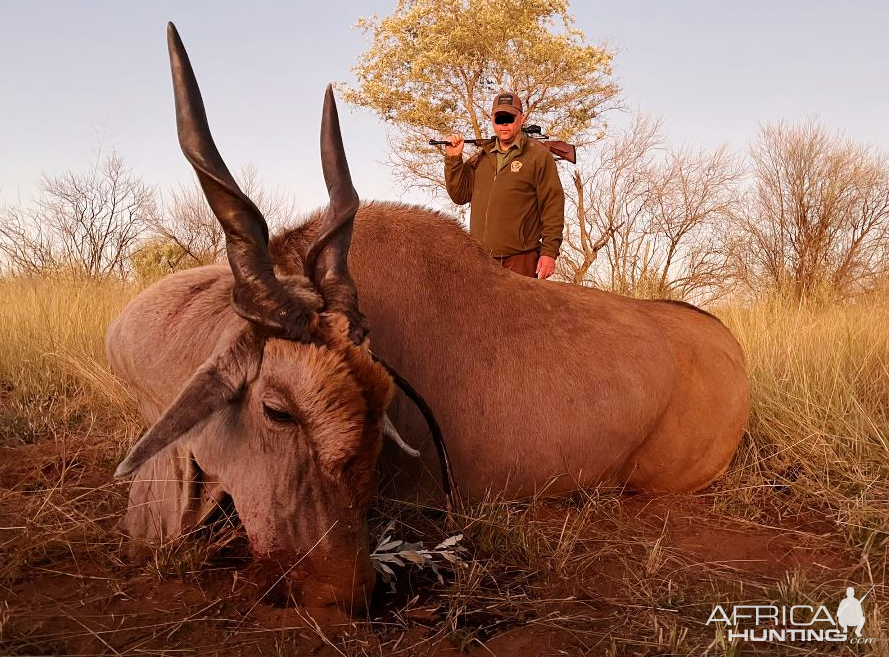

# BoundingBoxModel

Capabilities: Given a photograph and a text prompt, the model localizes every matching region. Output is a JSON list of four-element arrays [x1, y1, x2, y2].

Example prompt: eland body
[[107, 24, 749, 613]]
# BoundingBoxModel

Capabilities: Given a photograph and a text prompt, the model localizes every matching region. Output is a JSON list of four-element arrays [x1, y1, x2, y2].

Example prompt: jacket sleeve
[[536, 153, 565, 259], [444, 154, 474, 205]]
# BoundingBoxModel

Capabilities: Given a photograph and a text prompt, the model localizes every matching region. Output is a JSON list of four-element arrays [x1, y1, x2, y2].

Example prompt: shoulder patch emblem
[[511, 160, 523, 172]]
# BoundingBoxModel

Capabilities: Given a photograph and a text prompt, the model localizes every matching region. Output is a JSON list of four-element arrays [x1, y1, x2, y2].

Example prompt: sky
[[1, 1, 887, 213]]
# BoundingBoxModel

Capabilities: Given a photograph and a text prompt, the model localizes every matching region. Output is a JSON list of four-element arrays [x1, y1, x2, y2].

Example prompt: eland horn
[[167, 22, 317, 341], [305, 85, 367, 345]]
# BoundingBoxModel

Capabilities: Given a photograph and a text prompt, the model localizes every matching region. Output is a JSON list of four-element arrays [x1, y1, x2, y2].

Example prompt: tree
[[343, 0, 618, 197], [560, 115, 740, 301], [0, 151, 154, 278], [733, 121, 889, 299]]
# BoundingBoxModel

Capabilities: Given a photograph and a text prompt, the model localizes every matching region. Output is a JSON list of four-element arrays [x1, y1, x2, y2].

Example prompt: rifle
[[429, 125, 577, 164]]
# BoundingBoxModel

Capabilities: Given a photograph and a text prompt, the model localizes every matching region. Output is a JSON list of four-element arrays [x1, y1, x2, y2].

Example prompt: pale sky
[[1, 1, 887, 213]]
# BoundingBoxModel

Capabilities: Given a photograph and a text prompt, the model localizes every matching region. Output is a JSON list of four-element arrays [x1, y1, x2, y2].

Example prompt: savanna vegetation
[[2, 0, 888, 654], [2, 277, 888, 655]]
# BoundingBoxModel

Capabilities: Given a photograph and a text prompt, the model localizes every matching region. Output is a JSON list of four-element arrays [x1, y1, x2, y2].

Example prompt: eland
[[107, 23, 749, 613]]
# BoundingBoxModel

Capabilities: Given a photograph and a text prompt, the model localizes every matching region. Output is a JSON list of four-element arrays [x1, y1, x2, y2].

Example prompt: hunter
[[444, 91, 565, 279]]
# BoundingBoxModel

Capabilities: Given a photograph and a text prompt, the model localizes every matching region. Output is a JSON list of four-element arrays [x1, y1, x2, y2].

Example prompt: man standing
[[444, 92, 565, 279]]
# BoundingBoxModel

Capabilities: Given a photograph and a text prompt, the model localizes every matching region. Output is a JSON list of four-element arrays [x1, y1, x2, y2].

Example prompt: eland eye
[[263, 402, 296, 424]]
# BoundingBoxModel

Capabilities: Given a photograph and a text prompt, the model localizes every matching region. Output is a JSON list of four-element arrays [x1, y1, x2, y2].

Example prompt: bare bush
[[561, 116, 740, 301], [0, 152, 153, 278], [148, 164, 296, 268], [0, 208, 55, 276], [732, 121, 889, 300]]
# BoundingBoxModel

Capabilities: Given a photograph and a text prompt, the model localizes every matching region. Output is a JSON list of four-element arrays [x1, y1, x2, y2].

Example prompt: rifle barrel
[[428, 138, 492, 147], [429, 134, 576, 165], [429, 126, 549, 147]]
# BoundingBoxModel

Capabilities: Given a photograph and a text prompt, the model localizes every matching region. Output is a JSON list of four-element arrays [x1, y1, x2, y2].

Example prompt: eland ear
[[114, 327, 262, 478]]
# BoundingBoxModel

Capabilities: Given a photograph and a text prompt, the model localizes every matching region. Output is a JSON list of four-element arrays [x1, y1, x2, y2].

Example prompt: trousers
[[494, 250, 538, 278]]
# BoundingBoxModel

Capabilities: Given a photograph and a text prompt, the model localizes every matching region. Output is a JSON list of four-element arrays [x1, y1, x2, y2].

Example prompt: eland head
[[112, 23, 393, 612]]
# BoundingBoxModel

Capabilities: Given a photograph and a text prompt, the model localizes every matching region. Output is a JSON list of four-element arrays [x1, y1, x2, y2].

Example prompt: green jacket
[[444, 135, 565, 259]]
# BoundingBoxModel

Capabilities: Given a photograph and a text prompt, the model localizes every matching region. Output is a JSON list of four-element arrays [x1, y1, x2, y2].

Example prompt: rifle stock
[[541, 140, 576, 164]]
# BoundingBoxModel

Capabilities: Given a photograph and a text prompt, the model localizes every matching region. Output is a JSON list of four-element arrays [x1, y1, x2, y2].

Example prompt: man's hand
[[536, 255, 556, 280], [445, 134, 464, 158]]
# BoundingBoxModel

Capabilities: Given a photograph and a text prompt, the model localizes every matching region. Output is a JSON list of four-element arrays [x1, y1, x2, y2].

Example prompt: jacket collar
[[483, 131, 526, 155]]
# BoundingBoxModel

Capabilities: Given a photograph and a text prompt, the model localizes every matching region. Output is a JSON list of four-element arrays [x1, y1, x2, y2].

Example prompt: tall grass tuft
[[0, 276, 140, 443], [717, 292, 889, 558]]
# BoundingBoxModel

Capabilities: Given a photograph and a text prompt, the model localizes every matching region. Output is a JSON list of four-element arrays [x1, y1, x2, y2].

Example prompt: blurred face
[[492, 111, 524, 146]]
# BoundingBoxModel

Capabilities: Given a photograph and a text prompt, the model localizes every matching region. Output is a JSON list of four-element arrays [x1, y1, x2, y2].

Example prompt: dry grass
[[1, 277, 888, 655], [716, 294, 889, 564], [0, 276, 141, 444]]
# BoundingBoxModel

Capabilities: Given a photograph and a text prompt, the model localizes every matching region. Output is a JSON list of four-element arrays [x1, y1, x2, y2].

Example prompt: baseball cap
[[491, 92, 523, 116]]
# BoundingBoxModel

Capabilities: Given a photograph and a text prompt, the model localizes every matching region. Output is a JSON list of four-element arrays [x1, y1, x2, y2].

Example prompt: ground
[[1, 428, 882, 657]]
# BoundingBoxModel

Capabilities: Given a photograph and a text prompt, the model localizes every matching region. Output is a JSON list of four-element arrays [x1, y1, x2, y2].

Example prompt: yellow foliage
[[343, 0, 619, 194], [347, 0, 616, 140], [130, 239, 197, 283]]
